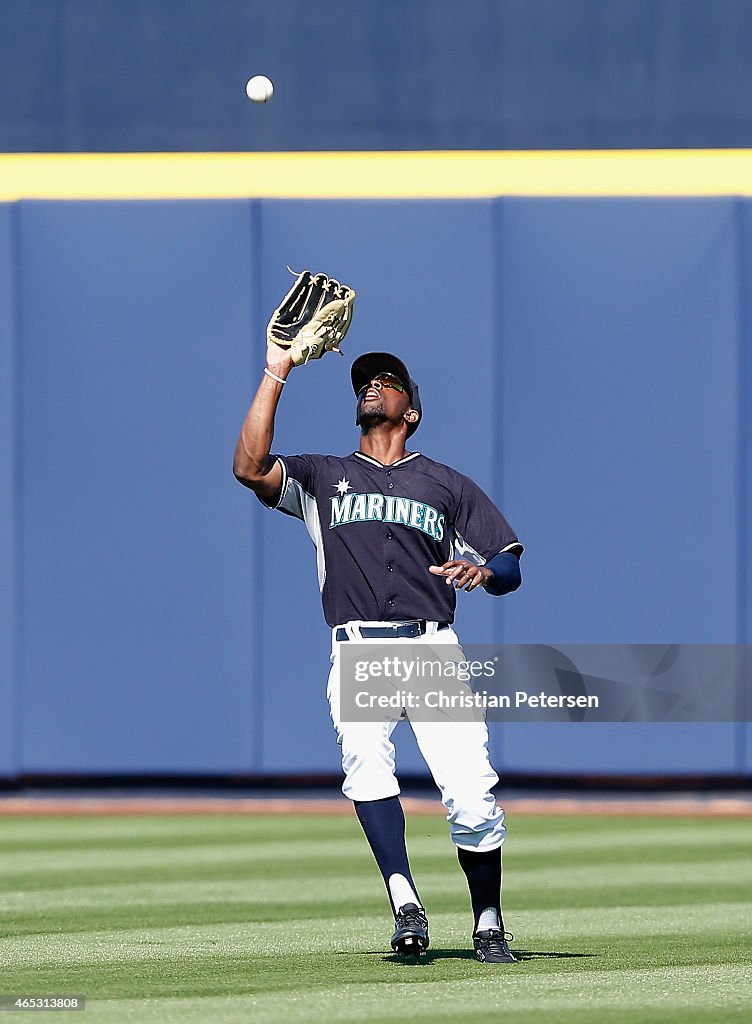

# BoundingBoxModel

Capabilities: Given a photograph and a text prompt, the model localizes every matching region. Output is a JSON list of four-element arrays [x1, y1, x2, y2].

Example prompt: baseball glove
[[266, 269, 356, 367]]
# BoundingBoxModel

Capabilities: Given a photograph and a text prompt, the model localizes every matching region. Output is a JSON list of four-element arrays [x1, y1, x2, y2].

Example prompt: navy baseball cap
[[351, 352, 422, 437]]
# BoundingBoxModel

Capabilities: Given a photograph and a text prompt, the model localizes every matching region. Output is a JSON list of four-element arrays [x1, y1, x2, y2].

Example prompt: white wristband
[[264, 368, 287, 385]]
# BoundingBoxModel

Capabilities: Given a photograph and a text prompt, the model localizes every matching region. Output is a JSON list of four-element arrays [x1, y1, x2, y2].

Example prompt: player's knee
[[343, 781, 400, 802], [447, 800, 506, 850], [340, 743, 398, 802], [342, 769, 399, 802], [451, 819, 506, 851], [442, 789, 505, 849]]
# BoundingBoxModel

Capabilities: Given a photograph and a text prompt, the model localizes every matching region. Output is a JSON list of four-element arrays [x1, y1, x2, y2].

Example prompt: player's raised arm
[[232, 268, 357, 499], [232, 342, 292, 498]]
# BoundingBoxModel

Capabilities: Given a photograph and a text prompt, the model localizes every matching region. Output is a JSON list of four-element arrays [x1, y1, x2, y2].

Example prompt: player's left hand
[[266, 269, 356, 367], [428, 559, 492, 592]]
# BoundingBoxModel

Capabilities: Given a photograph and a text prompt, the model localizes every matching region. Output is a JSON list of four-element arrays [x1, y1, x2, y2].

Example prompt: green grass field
[[1, 811, 750, 1023]]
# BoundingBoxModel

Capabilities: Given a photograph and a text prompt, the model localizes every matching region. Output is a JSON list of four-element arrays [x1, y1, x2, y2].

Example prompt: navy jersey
[[261, 451, 522, 627]]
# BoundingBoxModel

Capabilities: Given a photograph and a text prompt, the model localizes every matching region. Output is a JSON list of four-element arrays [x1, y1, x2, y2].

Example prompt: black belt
[[336, 621, 450, 641]]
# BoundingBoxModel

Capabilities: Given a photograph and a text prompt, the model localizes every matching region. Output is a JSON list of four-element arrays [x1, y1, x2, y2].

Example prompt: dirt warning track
[[0, 795, 750, 816]]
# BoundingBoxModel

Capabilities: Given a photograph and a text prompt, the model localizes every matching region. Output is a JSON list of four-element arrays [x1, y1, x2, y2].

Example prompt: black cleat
[[390, 903, 429, 958], [473, 928, 519, 964]]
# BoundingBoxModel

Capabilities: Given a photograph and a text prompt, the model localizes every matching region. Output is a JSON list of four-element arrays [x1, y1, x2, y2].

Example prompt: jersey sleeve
[[258, 454, 321, 520], [451, 473, 524, 565]]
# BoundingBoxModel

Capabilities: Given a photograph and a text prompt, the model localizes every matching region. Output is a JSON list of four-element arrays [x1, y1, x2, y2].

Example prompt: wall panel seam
[[10, 202, 23, 779], [249, 198, 265, 773]]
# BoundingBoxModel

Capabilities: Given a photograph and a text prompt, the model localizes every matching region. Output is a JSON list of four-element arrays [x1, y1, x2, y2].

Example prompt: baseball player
[[233, 272, 523, 963]]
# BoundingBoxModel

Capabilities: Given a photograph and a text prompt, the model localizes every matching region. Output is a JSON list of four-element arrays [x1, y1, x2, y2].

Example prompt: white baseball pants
[[327, 621, 506, 852]]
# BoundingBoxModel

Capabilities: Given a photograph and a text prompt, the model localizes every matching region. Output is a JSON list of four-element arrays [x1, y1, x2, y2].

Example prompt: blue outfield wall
[[494, 198, 742, 774], [256, 200, 498, 775], [0, 196, 749, 779], [14, 200, 259, 773]]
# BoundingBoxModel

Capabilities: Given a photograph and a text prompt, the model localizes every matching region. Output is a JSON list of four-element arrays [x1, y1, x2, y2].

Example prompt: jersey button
[[385, 532, 393, 540], [388, 599, 395, 606], [386, 470, 392, 476], [388, 482, 394, 489], [387, 564, 393, 572]]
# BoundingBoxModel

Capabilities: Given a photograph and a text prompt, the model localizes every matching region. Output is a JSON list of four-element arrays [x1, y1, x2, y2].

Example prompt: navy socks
[[457, 845, 502, 932], [354, 797, 504, 931], [354, 796, 421, 913]]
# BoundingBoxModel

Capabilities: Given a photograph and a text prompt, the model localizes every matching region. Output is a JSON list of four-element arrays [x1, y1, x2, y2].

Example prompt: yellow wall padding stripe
[[2, 150, 752, 200]]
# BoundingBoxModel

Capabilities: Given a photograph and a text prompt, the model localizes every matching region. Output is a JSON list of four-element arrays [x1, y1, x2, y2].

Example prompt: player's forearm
[[232, 369, 288, 482]]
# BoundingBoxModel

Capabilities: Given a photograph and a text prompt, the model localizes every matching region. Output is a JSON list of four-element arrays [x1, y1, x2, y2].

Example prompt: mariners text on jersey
[[259, 450, 522, 628], [329, 492, 445, 541]]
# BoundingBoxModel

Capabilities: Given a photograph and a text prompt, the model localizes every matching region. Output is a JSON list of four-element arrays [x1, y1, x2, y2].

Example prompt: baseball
[[245, 75, 274, 103]]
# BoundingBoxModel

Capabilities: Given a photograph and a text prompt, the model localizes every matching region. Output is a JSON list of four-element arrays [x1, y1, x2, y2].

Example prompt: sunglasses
[[358, 373, 406, 397]]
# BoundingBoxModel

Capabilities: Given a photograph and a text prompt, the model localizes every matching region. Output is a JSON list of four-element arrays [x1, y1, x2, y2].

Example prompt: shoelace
[[479, 928, 514, 951], [399, 909, 427, 929]]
